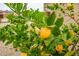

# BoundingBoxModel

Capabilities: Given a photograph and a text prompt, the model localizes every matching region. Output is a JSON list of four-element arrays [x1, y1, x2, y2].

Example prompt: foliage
[[0, 3, 79, 56]]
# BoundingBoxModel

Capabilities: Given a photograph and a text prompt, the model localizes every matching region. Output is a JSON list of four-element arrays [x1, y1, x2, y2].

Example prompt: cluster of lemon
[[20, 27, 75, 56]]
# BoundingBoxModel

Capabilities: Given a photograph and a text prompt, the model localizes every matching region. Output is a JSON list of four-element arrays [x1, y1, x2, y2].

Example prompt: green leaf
[[6, 13, 14, 22], [32, 10, 45, 21], [5, 3, 24, 15], [55, 17, 64, 28], [44, 36, 53, 46], [65, 51, 75, 56], [20, 47, 28, 53], [5, 40, 12, 46], [16, 3, 23, 14], [47, 4, 59, 10], [47, 12, 56, 26], [22, 10, 29, 17], [51, 25, 60, 36]]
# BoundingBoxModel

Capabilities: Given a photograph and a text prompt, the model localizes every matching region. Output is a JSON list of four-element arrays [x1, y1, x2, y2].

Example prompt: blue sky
[[0, 3, 44, 11]]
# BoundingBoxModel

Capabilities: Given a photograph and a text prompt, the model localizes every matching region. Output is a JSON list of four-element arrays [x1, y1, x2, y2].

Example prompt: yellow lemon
[[41, 51, 49, 56], [65, 40, 72, 46], [20, 52, 28, 56], [56, 44, 64, 52], [39, 27, 51, 39], [69, 30, 75, 36], [67, 3, 74, 10], [67, 4, 72, 7]]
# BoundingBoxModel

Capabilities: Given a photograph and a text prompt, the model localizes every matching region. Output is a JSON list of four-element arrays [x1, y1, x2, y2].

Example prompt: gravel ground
[[0, 41, 16, 56]]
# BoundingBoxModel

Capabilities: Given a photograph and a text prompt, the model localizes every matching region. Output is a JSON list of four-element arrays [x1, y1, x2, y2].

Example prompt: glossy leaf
[[47, 12, 56, 26], [55, 17, 64, 28], [51, 25, 60, 36]]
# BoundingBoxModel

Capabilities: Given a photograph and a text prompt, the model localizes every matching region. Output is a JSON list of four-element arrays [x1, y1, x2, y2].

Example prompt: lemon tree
[[0, 3, 79, 56]]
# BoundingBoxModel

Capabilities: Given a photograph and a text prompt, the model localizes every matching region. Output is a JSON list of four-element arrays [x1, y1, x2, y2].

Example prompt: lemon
[[67, 4, 72, 7], [39, 27, 51, 39], [69, 30, 75, 36], [65, 40, 72, 46], [20, 52, 28, 56], [41, 51, 50, 56], [67, 3, 74, 10], [56, 44, 64, 52]]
